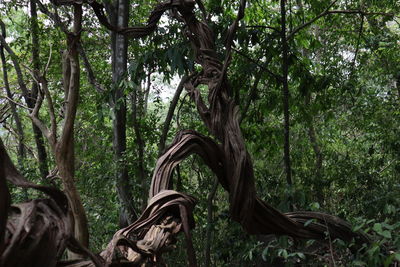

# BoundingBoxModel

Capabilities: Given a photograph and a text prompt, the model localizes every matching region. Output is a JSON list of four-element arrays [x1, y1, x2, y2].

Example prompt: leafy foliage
[[0, 0, 399, 265]]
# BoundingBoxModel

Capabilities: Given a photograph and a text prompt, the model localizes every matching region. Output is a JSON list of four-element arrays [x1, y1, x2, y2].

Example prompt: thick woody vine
[[0, 1, 369, 267]]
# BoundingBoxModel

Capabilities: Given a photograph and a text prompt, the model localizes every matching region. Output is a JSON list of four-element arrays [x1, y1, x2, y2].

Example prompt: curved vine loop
[[1, 1, 369, 266]]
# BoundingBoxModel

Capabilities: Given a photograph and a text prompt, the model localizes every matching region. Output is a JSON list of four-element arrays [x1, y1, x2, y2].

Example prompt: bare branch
[[29, 87, 52, 141], [219, 0, 247, 91], [34, 0, 69, 33], [239, 71, 262, 124], [44, 44, 53, 75], [246, 25, 280, 31], [2, 96, 30, 110], [288, 0, 393, 40], [232, 47, 282, 81], [59, 4, 82, 149], [39, 77, 57, 141], [0, 20, 31, 101], [158, 75, 188, 156], [21, 63, 40, 84], [78, 43, 105, 93]]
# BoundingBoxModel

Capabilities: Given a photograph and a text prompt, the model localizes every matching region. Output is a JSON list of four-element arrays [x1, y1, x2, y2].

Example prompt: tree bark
[[131, 85, 147, 211], [205, 177, 218, 267], [158, 75, 187, 156], [305, 94, 324, 201], [30, 0, 49, 180], [0, 34, 25, 163], [56, 4, 89, 257], [281, 0, 293, 210], [109, 0, 137, 227], [1, 3, 89, 257], [1, 17, 29, 200]]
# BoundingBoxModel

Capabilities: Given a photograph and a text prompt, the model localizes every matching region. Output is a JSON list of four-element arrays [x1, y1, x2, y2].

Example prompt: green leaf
[[310, 202, 320, 211], [373, 223, 382, 233], [261, 247, 269, 261], [379, 230, 391, 239], [278, 249, 288, 259], [296, 252, 306, 259], [352, 260, 366, 266]]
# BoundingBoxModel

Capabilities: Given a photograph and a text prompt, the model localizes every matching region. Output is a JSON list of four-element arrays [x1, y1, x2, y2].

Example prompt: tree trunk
[[1, 4, 88, 257], [304, 93, 324, 201], [30, 0, 49, 180], [158, 75, 187, 156], [0, 37, 24, 159], [1, 16, 28, 200], [280, 0, 293, 210], [109, 0, 137, 227], [205, 178, 218, 267], [55, 142, 89, 254], [132, 85, 147, 211], [58, 4, 89, 257]]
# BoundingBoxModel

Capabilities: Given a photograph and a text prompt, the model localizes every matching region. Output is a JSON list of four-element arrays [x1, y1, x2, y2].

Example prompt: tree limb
[[158, 75, 188, 156], [39, 77, 57, 142], [288, 2, 393, 40], [0, 20, 31, 102], [58, 6, 82, 150], [78, 43, 106, 93], [232, 47, 282, 82], [239, 71, 262, 124]]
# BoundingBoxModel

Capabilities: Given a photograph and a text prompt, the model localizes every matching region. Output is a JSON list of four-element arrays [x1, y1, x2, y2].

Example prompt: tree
[[0, 3, 89, 256], [1, 0, 399, 266]]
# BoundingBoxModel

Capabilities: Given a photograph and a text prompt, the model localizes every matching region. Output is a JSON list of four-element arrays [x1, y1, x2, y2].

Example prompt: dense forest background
[[1, 0, 399, 266]]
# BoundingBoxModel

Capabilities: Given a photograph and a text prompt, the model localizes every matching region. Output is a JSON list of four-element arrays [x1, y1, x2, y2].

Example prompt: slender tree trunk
[[30, 0, 49, 180], [0, 139, 11, 256], [205, 177, 218, 267], [240, 72, 262, 124], [305, 94, 324, 201], [0, 31, 25, 167], [0, 6, 88, 257], [132, 85, 147, 210], [281, 0, 293, 210], [55, 142, 88, 255], [396, 74, 400, 102], [1, 17, 28, 200], [58, 4, 89, 257], [109, 0, 137, 227], [158, 75, 187, 156]]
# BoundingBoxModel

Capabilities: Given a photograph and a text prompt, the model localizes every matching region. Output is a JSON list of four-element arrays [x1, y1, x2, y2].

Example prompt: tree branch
[[59, 5, 82, 149], [34, 0, 69, 33], [232, 47, 282, 82], [29, 87, 52, 142], [158, 75, 188, 156], [239, 71, 262, 124], [288, 2, 393, 40], [0, 20, 31, 102], [78, 43, 106, 93], [39, 77, 57, 142]]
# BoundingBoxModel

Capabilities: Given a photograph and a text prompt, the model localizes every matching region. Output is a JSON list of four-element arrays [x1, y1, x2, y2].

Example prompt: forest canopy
[[0, 0, 399, 266]]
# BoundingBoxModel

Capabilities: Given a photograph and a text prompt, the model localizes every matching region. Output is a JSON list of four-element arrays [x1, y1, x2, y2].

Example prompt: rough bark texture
[[109, 0, 138, 228], [30, 0, 49, 180], [0, 139, 102, 267], [0, 1, 369, 266], [60, 4, 90, 254], [205, 178, 218, 267], [131, 86, 147, 211], [305, 93, 324, 201], [1, 3, 89, 256], [280, 0, 293, 210]]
